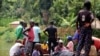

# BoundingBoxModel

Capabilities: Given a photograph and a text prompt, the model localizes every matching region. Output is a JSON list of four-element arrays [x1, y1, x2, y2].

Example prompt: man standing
[[76, 1, 94, 56], [33, 23, 43, 56], [44, 21, 57, 54], [33, 23, 41, 47], [23, 21, 34, 56], [15, 21, 26, 40]]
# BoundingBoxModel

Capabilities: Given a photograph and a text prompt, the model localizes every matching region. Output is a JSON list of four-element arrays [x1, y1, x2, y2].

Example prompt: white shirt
[[33, 26, 41, 42], [9, 43, 23, 56]]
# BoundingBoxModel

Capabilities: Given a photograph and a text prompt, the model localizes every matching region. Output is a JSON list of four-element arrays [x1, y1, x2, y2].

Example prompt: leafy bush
[[0, 27, 7, 34], [40, 31, 48, 43], [0, 27, 15, 43], [93, 29, 100, 38]]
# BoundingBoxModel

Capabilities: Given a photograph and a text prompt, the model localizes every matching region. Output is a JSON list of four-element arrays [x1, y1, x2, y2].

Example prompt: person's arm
[[43, 28, 48, 36], [54, 46, 58, 52], [55, 28, 57, 39], [16, 28, 23, 40], [85, 12, 94, 27], [66, 41, 74, 52], [37, 27, 41, 40], [54, 46, 61, 52], [23, 28, 30, 38], [90, 13, 94, 23], [38, 33, 41, 40]]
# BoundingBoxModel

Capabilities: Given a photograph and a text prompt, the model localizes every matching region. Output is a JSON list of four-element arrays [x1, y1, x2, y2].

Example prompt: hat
[[58, 40, 63, 43], [67, 36, 72, 41]]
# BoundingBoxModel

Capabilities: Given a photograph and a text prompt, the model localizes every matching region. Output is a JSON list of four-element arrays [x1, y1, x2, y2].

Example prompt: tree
[[39, 0, 53, 24], [0, 0, 2, 9]]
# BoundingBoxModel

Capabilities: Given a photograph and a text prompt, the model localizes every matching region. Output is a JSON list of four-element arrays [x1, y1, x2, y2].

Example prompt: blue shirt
[[73, 31, 79, 40]]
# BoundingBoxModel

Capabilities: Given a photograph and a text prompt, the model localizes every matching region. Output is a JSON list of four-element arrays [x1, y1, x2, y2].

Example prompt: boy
[[54, 40, 66, 52], [32, 43, 41, 56], [41, 41, 48, 54]]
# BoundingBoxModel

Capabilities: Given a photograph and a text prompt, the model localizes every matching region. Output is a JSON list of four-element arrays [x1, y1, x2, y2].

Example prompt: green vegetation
[[0, 0, 100, 26], [0, 39, 14, 56], [0, 18, 17, 26], [0, 27, 15, 56], [93, 29, 100, 38]]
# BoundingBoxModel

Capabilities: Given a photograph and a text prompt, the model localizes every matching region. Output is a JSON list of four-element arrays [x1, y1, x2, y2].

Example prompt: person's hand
[[28, 36, 32, 39], [77, 29, 80, 33], [84, 23, 90, 27]]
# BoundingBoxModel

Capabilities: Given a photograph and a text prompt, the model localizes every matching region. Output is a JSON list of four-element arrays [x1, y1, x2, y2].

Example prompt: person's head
[[84, 1, 91, 10], [43, 41, 47, 44], [29, 20, 34, 27], [16, 40, 24, 47], [23, 22, 27, 28], [34, 23, 39, 26], [67, 36, 72, 41], [20, 21, 25, 26], [57, 37, 60, 40], [16, 40, 22, 43], [34, 43, 41, 50], [58, 40, 64, 47], [49, 21, 54, 25]]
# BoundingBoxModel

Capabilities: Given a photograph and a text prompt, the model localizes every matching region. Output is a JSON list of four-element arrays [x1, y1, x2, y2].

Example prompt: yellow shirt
[[41, 44, 48, 50]]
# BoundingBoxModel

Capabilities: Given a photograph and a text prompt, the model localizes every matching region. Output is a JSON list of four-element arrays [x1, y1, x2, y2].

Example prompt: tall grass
[[0, 18, 17, 26]]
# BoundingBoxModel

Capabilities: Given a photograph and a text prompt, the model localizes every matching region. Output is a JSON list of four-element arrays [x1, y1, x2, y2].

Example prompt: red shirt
[[28, 28, 34, 42], [92, 37, 100, 50]]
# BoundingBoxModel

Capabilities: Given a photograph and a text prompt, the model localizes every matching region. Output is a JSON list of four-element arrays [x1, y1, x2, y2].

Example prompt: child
[[41, 41, 48, 54], [9, 40, 24, 56], [32, 43, 42, 56], [55, 40, 67, 52]]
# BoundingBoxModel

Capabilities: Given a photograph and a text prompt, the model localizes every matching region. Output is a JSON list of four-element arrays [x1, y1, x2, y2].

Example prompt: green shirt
[[15, 25, 24, 39]]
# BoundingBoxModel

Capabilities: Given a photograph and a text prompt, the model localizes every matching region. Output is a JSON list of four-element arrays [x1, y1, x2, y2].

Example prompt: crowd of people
[[9, 1, 100, 56]]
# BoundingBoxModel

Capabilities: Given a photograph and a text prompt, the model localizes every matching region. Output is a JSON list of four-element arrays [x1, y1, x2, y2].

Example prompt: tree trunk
[[41, 10, 49, 25]]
